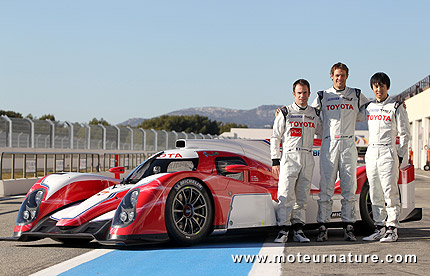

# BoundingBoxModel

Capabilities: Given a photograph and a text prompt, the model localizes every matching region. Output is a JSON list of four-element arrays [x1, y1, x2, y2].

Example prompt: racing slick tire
[[358, 181, 374, 233], [165, 178, 213, 246]]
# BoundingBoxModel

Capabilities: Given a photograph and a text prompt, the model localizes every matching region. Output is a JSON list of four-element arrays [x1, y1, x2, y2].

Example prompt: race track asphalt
[[0, 170, 429, 275]]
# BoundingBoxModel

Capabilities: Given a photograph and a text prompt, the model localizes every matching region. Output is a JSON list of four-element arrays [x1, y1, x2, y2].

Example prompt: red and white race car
[[1, 139, 422, 245]]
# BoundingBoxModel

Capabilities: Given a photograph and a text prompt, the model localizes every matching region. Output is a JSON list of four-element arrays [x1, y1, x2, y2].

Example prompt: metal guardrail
[[0, 116, 217, 150], [0, 151, 152, 180], [101, 152, 150, 172]]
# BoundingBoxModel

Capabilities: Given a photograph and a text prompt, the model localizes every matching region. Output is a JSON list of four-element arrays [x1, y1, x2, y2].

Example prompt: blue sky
[[1, 0, 429, 124]]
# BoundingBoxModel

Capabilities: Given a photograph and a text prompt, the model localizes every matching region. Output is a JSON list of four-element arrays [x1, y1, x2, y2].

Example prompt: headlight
[[23, 211, 30, 220], [16, 189, 45, 225], [35, 190, 44, 205], [119, 211, 128, 222], [130, 190, 139, 206], [128, 211, 135, 221], [112, 188, 140, 227]]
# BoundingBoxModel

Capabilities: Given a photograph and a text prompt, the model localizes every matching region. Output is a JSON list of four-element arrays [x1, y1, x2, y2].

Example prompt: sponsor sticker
[[331, 211, 342, 218], [203, 151, 219, 157], [26, 160, 36, 173], [174, 178, 202, 191], [290, 128, 302, 137], [289, 121, 315, 128], [326, 103, 354, 110], [56, 160, 64, 172], [79, 159, 87, 170], [368, 115, 391, 121], [159, 153, 183, 158]]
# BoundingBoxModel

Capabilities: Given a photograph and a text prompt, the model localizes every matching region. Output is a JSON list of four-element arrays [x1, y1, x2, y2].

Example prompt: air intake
[[176, 139, 186, 148]]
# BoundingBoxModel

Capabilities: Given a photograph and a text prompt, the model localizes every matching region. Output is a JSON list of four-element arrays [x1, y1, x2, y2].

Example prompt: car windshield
[[123, 152, 199, 184]]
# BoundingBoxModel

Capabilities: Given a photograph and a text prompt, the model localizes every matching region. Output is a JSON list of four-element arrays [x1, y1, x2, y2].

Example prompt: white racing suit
[[311, 86, 369, 224], [362, 96, 410, 228], [271, 104, 322, 226]]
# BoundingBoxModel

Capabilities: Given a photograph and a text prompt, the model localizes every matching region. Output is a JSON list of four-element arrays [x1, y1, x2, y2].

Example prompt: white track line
[[30, 249, 113, 276], [249, 242, 283, 276]]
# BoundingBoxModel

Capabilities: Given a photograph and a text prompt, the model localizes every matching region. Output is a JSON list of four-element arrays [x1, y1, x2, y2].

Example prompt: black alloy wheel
[[165, 179, 213, 245]]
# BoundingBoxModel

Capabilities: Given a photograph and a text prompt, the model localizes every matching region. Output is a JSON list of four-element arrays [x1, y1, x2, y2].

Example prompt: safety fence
[[0, 151, 151, 180], [0, 117, 217, 151]]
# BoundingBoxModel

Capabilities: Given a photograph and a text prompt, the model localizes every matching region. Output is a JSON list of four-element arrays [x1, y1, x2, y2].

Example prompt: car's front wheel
[[165, 178, 213, 245]]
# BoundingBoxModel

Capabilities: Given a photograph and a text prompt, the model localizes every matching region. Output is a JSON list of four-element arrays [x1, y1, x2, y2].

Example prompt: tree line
[[0, 110, 246, 135], [0, 110, 55, 121], [137, 114, 247, 135]]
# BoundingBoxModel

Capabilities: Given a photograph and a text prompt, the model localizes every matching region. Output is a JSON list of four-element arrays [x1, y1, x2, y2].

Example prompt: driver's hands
[[275, 106, 286, 117], [272, 165, 280, 179]]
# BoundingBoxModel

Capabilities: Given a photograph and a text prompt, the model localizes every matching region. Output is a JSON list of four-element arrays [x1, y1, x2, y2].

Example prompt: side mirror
[[225, 164, 249, 173], [109, 166, 125, 179]]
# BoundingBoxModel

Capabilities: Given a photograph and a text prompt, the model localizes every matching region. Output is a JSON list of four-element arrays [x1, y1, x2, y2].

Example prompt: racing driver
[[311, 62, 369, 242], [271, 79, 322, 243], [361, 72, 410, 242]]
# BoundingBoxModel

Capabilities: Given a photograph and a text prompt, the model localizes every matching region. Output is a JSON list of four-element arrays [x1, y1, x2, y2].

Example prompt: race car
[[1, 139, 422, 246]]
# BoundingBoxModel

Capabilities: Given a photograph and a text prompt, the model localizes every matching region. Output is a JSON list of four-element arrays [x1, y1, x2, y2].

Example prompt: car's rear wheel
[[165, 178, 213, 246], [358, 181, 374, 233]]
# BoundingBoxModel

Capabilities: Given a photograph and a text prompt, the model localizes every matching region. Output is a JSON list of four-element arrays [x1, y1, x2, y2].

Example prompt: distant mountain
[[166, 105, 279, 128], [118, 105, 280, 128], [118, 104, 370, 130], [119, 117, 146, 127]]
